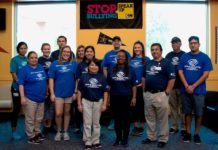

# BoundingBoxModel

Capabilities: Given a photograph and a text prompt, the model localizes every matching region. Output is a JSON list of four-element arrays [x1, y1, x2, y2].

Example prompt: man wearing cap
[[142, 43, 175, 148], [102, 36, 131, 130], [165, 37, 186, 136], [178, 36, 213, 144]]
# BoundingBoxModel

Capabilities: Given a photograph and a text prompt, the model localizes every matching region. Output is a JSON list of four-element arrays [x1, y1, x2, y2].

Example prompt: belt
[[145, 89, 165, 94]]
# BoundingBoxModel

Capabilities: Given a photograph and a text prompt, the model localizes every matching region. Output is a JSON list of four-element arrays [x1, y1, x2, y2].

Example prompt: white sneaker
[[63, 132, 70, 141], [54, 132, 62, 141]]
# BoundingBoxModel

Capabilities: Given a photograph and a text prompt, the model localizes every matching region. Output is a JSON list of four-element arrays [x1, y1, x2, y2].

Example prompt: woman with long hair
[[107, 49, 137, 147], [49, 45, 77, 141], [129, 41, 150, 136]]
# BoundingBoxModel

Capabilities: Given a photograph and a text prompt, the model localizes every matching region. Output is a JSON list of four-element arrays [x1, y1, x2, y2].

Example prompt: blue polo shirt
[[78, 73, 108, 102], [102, 50, 131, 72], [129, 56, 150, 85], [144, 58, 176, 91], [178, 52, 213, 94], [165, 50, 185, 89], [17, 64, 47, 103], [107, 67, 137, 96], [48, 60, 77, 97], [10, 55, 27, 90]]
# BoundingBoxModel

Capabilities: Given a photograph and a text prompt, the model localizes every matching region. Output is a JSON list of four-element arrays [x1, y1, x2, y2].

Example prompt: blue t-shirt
[[10, 55, 28, 90], [165, 50, 185, 88], [102, 50, 131, 72], [48, 60, 77, 97], [17, 64, 47, 103], [178, 52, 213, 94], [76, 60, 89, 79], [144, 58, 176, 90], [78, 73, 108, 102], [129, 56, 150, 84], [107, 67, 137, 96], [38, 56, 54, 77]]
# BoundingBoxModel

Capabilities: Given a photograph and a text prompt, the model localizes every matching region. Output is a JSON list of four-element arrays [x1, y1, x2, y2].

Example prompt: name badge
[[155, 67, 162, 71], [13, 92, 19, 97]]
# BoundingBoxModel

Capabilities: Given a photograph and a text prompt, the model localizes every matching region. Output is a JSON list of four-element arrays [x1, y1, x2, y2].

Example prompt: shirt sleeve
[[101, 74, 109, 92], [106, 70, 112, 85], [16, 67, 26, 85], [178, 55, 185, 71], [78, 75, 84, 92], [167, 61, 176, 80], [10, 58, 17, 73], [203, 55, 213, 71], [48, 61, 56, 78], [102, 53, 109, 68], [76, 63, 82, 79], [130, 68, 137, 86]]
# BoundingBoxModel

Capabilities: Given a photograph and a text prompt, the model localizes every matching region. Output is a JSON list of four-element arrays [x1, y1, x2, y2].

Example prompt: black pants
[[71, 101, 82, 129], [131, 86, 145, 122], [110, 95, 131, 141], [10, 87, 21, 128]]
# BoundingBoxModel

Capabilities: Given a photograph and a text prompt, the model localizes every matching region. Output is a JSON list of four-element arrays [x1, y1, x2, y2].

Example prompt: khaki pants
[[169, 89, 185, 130], [143, 91, 169, 142], [23, 98, 44, 138], [82, 98, 102, 145]]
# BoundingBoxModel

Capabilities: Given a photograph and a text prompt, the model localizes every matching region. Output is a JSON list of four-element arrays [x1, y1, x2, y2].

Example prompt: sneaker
[[35, 133, 46, 141], [93, 143, 102, 149], [193, 134, 201, 144], [107, 120, 114, 130], [63, 132, 70, 141], [54, 132, 62, 141], [183, 133, 191, 143], [84, 145, 92, 150], [12, 131, 21, 140], [181, 130, 186, 137], [169, 128, 179, 134], [28, 136, 41, 144], [113, 139, 121, 146], [141, 138, 153, 144], [74, 128, 81, 134], [121, 139, 129, 147]]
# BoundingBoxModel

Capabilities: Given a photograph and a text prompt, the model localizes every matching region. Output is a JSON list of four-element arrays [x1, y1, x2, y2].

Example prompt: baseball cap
[[171, 37, 181, 43]]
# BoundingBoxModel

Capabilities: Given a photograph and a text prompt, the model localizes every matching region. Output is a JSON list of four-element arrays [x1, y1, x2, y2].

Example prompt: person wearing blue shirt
[[178, 36, 213, 144], [50, 36, 75, 60], [165, 37, 186, 136], [49, 45, 77, 141], [9, 41, 28, 140], [77, 58, 108, 150], [17, 51, 47, 144], [142, 43, 175, 148], [38, 43, 54, 136], [129, 41, 150, 136], [107, 50, 137, 147], [102, 36, 131, 131]]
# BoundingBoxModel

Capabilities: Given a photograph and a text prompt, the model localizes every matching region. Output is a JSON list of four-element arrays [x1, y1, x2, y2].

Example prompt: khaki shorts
[[55, 97, 72, 104]]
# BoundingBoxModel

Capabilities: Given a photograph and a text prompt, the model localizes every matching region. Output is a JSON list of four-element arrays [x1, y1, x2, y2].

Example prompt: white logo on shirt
[[85, 78, 102, 88], [185, 59, 201, 71], [172, 57, 179, 65], [112, 71, 129, 81], [45, 61, 51, 69], [147, 65, 159, 75]]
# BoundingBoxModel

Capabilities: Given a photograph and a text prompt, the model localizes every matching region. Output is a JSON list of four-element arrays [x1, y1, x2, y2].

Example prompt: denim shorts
[[182, 93, 205, 117]]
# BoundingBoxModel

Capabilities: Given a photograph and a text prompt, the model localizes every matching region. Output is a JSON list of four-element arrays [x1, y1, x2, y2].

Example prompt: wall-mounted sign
[[80, 0, 142, 29]]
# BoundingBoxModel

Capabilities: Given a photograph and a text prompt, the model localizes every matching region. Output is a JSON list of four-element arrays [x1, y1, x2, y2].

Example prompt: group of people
[[9, 35, 212, 149]]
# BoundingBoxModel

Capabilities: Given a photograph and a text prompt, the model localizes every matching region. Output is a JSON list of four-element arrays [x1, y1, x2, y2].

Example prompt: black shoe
[[181, 130, 186, 137], [28, 136, 41, 144], [93, 143, 102, 149], [193, 134, 201, 145], [84, 145, 92, 150], [121, 139, 129, 147], [157, 142, 166, 148], [35, 133, 46, 141], [183, 133, 191, 143], [113, 139, 121, 146], [169, 128, 179, 134], [141, 138, 153, 144]]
